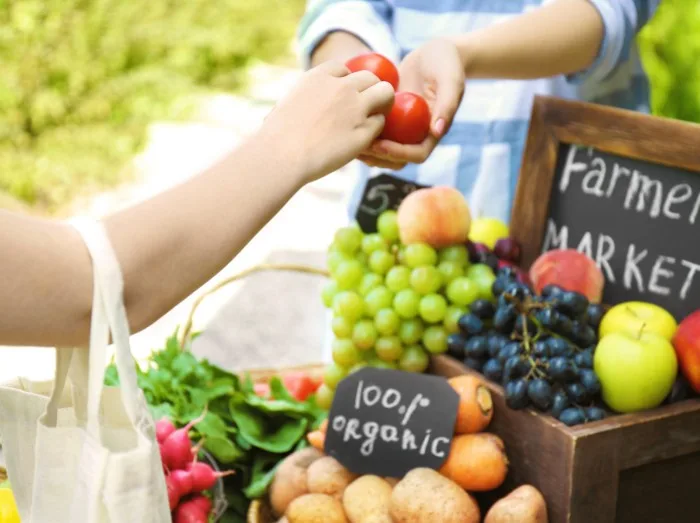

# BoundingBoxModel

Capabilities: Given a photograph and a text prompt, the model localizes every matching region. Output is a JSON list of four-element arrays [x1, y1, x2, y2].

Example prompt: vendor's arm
[[298, 0, 399, 68], [453, 0, 605, 80], [370, 0, 648, 164], [0, 62, 394, 348]]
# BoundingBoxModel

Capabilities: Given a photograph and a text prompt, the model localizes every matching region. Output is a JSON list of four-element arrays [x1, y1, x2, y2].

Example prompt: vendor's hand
[[260, 61, 395, 184], [360, 38, 465, 168]]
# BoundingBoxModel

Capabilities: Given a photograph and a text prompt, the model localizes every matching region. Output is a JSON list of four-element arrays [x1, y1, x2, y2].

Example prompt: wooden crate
[[431, 355, 700, 523]]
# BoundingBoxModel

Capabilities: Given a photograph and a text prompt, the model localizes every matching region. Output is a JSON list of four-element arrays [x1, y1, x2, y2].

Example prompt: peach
[[529, 249, 604, 303], [397, 186, 471, 248]]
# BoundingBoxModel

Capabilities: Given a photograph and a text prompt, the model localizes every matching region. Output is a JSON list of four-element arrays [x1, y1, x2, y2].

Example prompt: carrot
[[319, 419, 328, 434], [307, 430, 326, 452], [448, 375, 493, 434], [439, 433, 509, 491]]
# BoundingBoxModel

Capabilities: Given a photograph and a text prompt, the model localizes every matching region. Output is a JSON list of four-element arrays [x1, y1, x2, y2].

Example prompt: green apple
[[594, 331, 678, 413], [468, 217, 509, 250], [599, 301, 677, 340]]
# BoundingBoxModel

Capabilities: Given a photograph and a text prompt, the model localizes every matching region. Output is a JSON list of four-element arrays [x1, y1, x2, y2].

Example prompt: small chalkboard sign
[[355, 173, 429, 233], [511, 96, 700, 320], [324, 367, 459, 477]]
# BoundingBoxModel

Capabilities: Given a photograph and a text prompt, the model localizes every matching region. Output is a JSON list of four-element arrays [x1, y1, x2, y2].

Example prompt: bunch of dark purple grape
[[447, 266, 608, 426]]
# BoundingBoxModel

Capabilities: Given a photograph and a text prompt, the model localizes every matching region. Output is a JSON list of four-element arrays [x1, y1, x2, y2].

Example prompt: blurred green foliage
[[639, 0, 700, 123], [1, 0, 699, 211], [0, 0, 306, 211]]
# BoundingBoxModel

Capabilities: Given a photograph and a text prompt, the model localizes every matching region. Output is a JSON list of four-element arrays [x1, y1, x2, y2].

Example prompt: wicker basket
[[179, 263, 330, 523], [247, 499, 276, 523]]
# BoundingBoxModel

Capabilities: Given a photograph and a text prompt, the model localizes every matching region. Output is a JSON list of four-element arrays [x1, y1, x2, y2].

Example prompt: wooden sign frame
[[510, 95, 700, 269]]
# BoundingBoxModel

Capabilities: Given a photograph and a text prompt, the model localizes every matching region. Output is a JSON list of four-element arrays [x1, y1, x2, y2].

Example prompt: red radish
[[187, 461, 235, 492], [189, 495, 212, 514], [161, 408, 208, 471], [159, 443, 172, 473], [165, 475, 181, 510], [173, 502, 209, 523], [156, 418, 176, 443], [190, 438, 206, 462], [170, 469, 193, 497]]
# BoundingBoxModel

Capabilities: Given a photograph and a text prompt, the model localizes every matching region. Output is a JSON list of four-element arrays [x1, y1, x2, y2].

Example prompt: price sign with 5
[[356, 173, 429, 233]]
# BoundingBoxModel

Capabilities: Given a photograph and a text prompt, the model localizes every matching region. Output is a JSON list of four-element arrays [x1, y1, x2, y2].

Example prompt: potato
[[286, 493, 348, 523], [269, 448, 324, 516], [343, 475, 393, 523], [306, 456, 358, 501], [390, 468, 480, 523], [384, 477, 400, 487], [484, 485, 548, 523]]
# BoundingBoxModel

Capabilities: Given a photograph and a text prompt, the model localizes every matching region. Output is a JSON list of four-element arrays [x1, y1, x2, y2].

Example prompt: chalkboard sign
[[324, 367, 459, 477], [355, 173, 428, 233], [511, 96, 700, 321]]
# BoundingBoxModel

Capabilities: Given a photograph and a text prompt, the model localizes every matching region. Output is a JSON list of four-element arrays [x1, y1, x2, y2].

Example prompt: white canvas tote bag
[[0, 218, 170, 522]]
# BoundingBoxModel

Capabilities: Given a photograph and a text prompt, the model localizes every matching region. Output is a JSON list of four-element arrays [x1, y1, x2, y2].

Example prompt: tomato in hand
[[345, 52, 399, 91], [283, 372, 320, 402], [380, 92, 431, 145]]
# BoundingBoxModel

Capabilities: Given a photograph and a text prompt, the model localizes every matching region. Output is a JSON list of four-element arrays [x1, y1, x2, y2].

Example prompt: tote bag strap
[[43, 347, 77, 427], [43, 217, 112, 426], [69, 217, 151, 438]]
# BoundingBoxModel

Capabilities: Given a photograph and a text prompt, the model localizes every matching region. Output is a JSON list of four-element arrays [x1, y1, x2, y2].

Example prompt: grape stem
[[529, 313, 585, 352], [520, 312, 547, 379]]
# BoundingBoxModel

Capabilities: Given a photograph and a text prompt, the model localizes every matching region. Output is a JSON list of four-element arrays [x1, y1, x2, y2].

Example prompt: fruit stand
[[4, 91, 700, 523], [246, 95, 700, 523]]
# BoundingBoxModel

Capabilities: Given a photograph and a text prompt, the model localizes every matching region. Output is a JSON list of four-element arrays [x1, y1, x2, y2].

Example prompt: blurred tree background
[[0, 0, 698, 212], [0, 0, 307, 211], [639, 0, 700, 123]]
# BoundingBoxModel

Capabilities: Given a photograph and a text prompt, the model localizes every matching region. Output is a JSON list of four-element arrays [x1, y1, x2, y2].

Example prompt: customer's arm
[[0, 62, 394, 348]]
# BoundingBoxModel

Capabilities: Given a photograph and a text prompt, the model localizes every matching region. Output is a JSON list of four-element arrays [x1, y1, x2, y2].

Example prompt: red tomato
[[380, 92, 431, 145], [310, 375, 323, 392], [254, 382, 271, 398], [283, 372, 319, 402], [345, 53, 399, 91]]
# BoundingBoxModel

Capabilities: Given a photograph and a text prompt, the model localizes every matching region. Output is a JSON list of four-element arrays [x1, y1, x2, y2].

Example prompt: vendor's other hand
[[262, 61, 395, 183], [359, 38, 465, 169]]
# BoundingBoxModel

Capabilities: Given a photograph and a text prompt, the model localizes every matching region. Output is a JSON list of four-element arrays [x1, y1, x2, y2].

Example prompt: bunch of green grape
[[315, 210, 497, 409]]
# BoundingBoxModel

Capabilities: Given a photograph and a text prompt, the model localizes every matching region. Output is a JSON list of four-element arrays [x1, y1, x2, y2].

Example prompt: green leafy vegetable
[[230, 397, 309, 454], [243, 452, 283, 499], [105, 329, 326, 520], [204, 436, 245, 464]]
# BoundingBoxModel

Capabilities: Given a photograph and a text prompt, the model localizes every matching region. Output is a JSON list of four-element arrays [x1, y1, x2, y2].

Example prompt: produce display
[[262, 375, 549, 523], [104, 334, 326, 522], [320, 187, 514, 408], [322, 183, 700, 428], [457, 267, 609, 426], [158, 410, 234, 521]]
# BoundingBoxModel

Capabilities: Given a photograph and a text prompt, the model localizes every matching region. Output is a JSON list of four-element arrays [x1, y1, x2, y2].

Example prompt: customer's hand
[[260, 60, 395, 184], [359, 38, 465, 170]]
